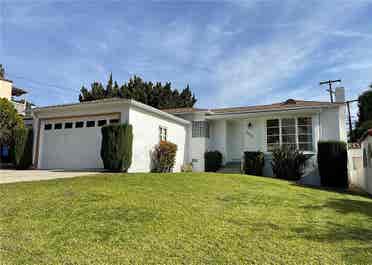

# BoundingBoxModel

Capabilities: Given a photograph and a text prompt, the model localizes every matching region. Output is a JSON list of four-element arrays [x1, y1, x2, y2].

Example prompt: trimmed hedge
[[151, 141, 178, 173], [271, 147, 307, 181], [243, 151, 264, 176], [204, 151, 223, 172], [12, 128, 33, 170], [100, 124, 133, 172], [317, 141, 348, 188]]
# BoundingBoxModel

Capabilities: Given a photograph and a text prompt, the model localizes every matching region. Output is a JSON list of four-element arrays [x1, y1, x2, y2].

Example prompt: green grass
[[1, 173, 372, 264]]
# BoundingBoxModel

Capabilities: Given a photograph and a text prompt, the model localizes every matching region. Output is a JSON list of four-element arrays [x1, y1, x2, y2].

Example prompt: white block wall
[[128, 105, 187, 173], [349, 136, 372, 195]]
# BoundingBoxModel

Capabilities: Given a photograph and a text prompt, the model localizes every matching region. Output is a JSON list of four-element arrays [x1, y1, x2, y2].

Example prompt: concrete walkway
[[0, 169, 101, 184]]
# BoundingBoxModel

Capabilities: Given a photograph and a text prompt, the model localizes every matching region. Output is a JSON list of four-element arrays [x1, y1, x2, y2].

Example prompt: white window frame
[[266, 116, 314, 153], [159, 126, 167, 142], [192, 121, 210, 138]]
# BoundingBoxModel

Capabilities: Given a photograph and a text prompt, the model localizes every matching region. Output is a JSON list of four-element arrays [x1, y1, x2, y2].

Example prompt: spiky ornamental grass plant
[[271, 147, 307, 181]]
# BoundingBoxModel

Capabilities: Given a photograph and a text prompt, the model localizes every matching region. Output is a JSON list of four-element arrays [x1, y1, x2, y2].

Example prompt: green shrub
[[271, 147, 307, 181], [243, 151, 265, 176], [204, 151, 223, 172], [100, 124, 133, 172], [350, 120, 372, 142], [12, 128, 33, 170], [151, 141, 178, 173], [317, 141, 348, 188]]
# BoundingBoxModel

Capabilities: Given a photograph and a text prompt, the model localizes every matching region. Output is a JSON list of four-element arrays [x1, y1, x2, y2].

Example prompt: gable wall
[[128, 105, 187, 172]]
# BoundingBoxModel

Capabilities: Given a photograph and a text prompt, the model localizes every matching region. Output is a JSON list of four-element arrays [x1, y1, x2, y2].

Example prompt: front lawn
[[1, 173, 372, 264]]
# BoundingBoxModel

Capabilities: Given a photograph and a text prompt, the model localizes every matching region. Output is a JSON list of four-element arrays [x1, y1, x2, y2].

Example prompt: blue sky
[[1, 0, 372, 116]]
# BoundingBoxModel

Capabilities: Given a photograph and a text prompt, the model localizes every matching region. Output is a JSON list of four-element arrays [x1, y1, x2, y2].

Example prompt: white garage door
[[39, 115, 120, 170]]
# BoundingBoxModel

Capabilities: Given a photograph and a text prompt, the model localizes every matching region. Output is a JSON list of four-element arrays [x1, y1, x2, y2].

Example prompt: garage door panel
[[39, 116, 117, 170]]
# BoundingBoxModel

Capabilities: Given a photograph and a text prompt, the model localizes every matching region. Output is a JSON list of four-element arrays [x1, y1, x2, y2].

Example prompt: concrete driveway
[[0, 169, 101, 184]]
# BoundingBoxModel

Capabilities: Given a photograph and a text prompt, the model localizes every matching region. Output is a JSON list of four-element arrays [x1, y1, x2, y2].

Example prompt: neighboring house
[[0, 77, 31, 117], [31, 87, 346, 178], [0, 77, 32, 164]]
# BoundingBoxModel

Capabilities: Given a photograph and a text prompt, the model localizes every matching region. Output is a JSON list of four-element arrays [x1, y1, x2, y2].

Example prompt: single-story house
[[32, 99, 189, 172], [32, 88, 347, 177]]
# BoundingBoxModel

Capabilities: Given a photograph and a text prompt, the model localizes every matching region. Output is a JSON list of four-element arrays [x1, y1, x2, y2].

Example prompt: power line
[[319, 79, 341, 103]]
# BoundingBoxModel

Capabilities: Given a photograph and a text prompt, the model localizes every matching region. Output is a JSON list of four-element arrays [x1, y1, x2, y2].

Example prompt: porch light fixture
[[248, 122, 253, 128]]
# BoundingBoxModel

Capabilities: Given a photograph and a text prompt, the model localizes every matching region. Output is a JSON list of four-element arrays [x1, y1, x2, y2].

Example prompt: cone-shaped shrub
[[204, 151, 223, 172], [243, 151, 265, 176], [317, 141, 348, 188], [100, 124, 133, 172], [13, 128, 33, 170]]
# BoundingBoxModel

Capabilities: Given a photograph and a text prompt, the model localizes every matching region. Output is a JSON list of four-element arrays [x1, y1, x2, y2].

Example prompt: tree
[[350, 85, 372, 141], [78, 73, 197, 109], [0, 64, 4, 79], [0, 98, 24, 146], [357, 86, 372, 126]]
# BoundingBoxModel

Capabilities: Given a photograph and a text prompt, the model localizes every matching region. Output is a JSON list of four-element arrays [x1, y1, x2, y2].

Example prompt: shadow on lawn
[[304, 198, 372, 218], [292, 182, 372, 199], [292, 198, 372, 243], [292, 221, 372, 242]]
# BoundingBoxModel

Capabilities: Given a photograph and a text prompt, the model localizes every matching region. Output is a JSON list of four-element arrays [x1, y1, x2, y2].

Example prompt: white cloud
[[204, 0, 372, 108]]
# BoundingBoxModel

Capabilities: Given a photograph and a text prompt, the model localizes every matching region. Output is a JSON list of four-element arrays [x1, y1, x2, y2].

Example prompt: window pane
[[298, 117, 312, 126], [98, 120, 107, 127], [75, 121, 84, 128], [109, 119, 119, 124], [65, 122, 73, 129], [267, 127, 279, 135], [192, 121, 209, 138], [267, 135, 280, 144], [298, 134, 312, 142], [86, 121, 95, 128], [282, 135, 296, 143], [54, 123, 62, 130], [281, 126, 295, 135], [298, 125, 312, 134], [297, 117, 313, 151], [44, 124, 52, 130], [281, 118, 295, 127], [267, 119, 279, 127]]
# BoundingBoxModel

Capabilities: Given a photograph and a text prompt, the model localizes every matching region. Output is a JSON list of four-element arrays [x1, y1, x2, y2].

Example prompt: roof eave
[[205, 106, 330, 120]]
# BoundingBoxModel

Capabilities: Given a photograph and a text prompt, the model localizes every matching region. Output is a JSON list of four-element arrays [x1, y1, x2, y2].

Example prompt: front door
[[227, 120, 243, 161], [243, 120, 257, 151]]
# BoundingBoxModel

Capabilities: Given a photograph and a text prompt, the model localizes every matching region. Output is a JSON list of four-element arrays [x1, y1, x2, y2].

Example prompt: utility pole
[[320, 79, 341, 103]]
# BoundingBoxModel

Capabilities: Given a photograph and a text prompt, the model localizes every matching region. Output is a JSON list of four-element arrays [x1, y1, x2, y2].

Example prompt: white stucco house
[[32, 87, 347, 179], [32, 98, 189, 172]]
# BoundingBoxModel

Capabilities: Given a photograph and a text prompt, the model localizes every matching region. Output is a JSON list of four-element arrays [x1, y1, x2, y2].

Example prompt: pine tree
[[78, 73, 197, 109], [0, 64, 5, 79], [91, 82, 105, 100], [106, 73, 114, 97], [112, 81, 120, 98]]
